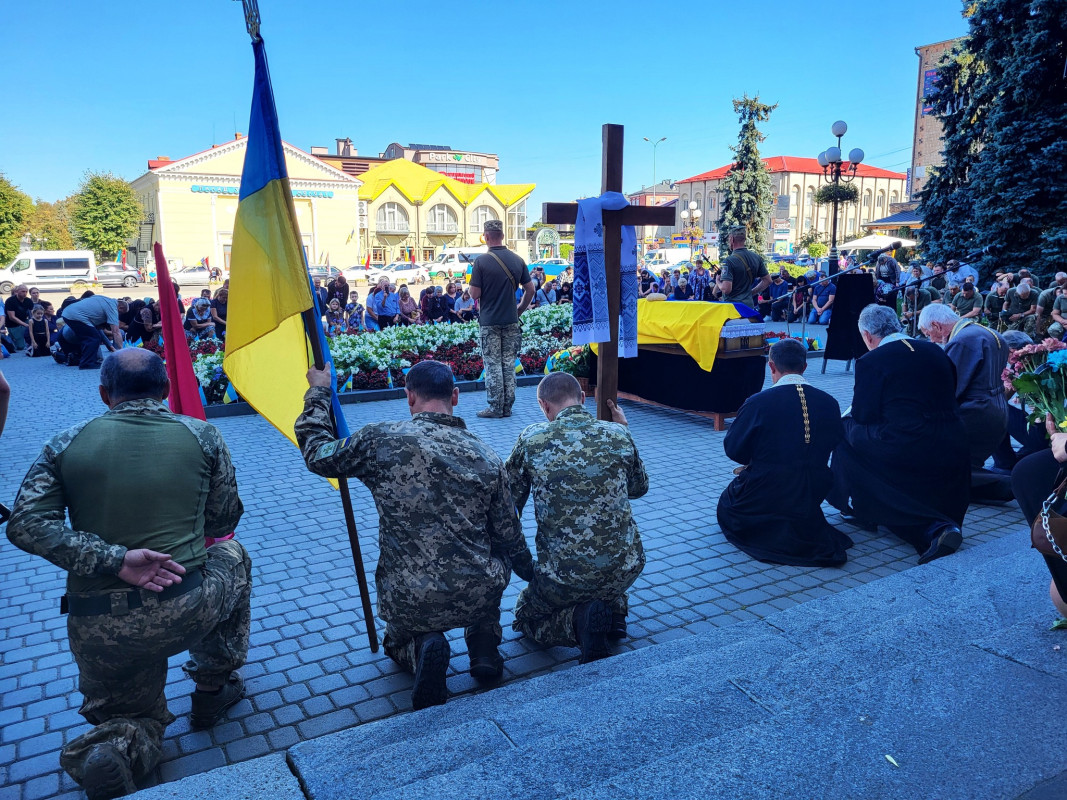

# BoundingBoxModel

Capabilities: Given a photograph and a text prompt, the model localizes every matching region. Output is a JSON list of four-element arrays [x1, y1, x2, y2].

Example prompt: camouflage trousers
[[1003, 314, 1038, 338], [513, 570, 638, 648], [480, 323, 521, 415], [383, 606, 502, 674], [60, 540, 252, 785]]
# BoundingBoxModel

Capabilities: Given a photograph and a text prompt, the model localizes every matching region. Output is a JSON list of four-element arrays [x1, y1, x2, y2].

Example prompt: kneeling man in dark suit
[[717, 339, 853, 566], [828, 304, 971, 564]]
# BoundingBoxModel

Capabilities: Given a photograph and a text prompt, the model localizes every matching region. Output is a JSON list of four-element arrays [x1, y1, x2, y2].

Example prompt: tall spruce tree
[[920, 0, 1067, 282], [717, 94, 777, 254]]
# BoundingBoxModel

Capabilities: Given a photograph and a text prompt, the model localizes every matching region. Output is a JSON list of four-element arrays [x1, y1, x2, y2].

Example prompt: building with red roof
[[676, 156, 907, 255]]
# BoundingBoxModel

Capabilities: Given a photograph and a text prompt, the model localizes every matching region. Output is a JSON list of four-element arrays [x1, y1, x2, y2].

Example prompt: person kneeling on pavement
[[505, 373, 649, 663], [296, 360, 534, 710], [6, 349, 250, 800]]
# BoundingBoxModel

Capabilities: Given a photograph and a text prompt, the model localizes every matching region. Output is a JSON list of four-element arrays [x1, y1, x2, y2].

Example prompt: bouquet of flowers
[[546, 345, 590, 377], [1002, 338, 1067, 427]]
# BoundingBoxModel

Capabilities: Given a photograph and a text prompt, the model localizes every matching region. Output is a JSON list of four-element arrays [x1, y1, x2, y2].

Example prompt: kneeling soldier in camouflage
[[506, 373, 649, 663], [296, 360, 533, 709], [7, 349, 250, 800]]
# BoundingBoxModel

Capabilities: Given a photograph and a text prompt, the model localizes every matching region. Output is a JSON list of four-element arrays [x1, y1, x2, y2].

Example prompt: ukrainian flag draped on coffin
[[224, 37, 350, 466]]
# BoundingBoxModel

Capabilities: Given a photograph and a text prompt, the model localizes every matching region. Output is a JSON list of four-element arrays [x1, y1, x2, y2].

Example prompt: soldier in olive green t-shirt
[[951, 285, 982, 319]]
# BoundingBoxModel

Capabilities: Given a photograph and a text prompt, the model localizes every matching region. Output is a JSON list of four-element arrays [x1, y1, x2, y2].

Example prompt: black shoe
[[606, 612, 628, 641], [82, 743, 136, 800], [466, 632, 504, 681], [412, 632, 450, 710], [190, 673, 244, 728], [918, 525, 963, 565], [574, 600, 611, 664]]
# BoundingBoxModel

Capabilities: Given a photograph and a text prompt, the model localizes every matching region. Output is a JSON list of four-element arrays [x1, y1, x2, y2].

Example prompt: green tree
[[799, 229, 826, 249], [806, 242, 828, 259], [0, 174, 33, 264], [919, 0, 1067, 282], [717, 94, 777, 254], [71, 172, 143, 260], [27, 197, 76, 250]]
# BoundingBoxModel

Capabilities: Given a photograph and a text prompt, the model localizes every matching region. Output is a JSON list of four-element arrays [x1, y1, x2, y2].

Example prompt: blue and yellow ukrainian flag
[[224, 37, 350, 468]]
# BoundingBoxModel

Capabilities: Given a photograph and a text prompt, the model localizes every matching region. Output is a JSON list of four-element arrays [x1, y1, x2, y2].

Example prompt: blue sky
[[0, 0, 967, 218]]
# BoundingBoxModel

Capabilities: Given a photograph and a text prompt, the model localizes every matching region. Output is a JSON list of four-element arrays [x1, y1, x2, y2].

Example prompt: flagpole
[[300, 307, 379, 652], [239, 0, 378, 653]]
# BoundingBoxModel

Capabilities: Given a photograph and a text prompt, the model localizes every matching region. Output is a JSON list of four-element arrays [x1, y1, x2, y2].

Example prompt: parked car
[[307, 265, 342, 283], [342, 264, 374, 283], [0, 250, 96, 293], [366, 262, 430, 286], [97, 262, 142, 288], [172, 264, 213, 289]]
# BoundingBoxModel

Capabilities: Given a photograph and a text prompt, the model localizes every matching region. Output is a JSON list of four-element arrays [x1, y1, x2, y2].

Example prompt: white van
[[0, 251, 98, 293], [643, 248, 691, 268], [430, 246, 487, 281]]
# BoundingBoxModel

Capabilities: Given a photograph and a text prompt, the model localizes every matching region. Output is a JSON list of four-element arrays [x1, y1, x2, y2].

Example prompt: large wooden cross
[[543, 124, 676, 420]]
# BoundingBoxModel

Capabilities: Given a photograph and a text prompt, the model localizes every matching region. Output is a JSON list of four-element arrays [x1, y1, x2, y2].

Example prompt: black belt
[[61, 569, 204, 617]]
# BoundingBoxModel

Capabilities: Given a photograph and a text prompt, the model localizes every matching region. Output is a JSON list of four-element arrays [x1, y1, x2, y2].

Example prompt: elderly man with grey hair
[[921, 303, 1011, 501], [1001, 281, 1037, 336], [828, 305, 971, 564]]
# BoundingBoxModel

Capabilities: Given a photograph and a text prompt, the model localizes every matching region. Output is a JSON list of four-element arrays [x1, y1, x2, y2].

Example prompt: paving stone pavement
[[0, 352, 1026, 800]]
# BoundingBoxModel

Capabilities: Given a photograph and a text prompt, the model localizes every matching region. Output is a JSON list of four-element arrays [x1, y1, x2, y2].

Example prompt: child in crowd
[[345, 291, 365, 333], [29, 305, 51, 357], [325, 298, 346, 337]]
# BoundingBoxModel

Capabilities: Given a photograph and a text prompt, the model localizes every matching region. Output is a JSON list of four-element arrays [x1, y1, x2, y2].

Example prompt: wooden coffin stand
[[588, 314, 766, 430]]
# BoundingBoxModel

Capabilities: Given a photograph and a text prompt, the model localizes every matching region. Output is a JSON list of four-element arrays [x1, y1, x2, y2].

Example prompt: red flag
[[364, 253, 370, 270], [409, 248, 416, 264], [154, 242, 206, 421]]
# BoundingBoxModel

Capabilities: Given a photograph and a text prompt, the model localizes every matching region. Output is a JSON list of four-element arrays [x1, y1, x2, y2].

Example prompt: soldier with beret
[[7, 349, 250, 800], [505, 373, 649, 663], [296, 360, 534, 709]]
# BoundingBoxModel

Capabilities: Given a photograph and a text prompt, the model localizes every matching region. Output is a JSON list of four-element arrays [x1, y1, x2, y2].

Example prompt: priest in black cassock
[[717, 339, 853, 567], [828, 305, 971, 564]]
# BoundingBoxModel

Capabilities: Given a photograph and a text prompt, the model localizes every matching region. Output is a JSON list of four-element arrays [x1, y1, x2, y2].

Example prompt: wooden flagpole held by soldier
[[543, 124, 675, 420], [234, 0, 378, 652]]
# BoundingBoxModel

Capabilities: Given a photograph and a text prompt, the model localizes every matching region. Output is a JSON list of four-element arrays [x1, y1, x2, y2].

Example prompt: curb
[[204, 374, 546, 419]]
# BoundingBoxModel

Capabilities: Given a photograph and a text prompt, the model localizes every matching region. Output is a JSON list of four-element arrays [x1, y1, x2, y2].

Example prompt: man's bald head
[[99, 349, 169, 407]]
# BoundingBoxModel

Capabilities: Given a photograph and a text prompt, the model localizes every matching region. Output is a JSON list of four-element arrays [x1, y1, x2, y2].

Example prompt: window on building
[[805, 187, 814, 207], [846, 219, 855, 235], [371, 247, 385, 264], [890, 191, 899, 205], [422, 248, 435, 262], [863, 190, 872, 210], [507, 199, 527, 247], [470, 204, 499, 233], [876, 191, 885, 213], [426, 203, 458, 234], [376, 203, 409, 233]]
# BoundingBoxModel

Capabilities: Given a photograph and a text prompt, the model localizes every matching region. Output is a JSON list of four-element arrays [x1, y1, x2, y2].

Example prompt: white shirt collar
[[773, 373, 809, 387], [878, 331, 912, 347]]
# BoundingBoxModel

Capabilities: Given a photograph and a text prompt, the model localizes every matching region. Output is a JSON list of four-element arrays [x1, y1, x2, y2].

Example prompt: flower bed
[[191, 304, 574, 403]]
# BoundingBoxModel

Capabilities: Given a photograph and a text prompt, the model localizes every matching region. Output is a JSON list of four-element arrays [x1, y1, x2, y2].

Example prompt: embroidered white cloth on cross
[[572, 192, 638, 358]]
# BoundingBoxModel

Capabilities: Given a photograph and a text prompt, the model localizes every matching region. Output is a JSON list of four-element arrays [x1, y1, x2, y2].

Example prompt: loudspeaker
[[824, 273, 876, 363]]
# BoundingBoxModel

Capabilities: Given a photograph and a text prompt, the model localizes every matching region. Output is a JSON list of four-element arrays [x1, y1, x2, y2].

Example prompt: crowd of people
[[6, 218, 1067, 800]]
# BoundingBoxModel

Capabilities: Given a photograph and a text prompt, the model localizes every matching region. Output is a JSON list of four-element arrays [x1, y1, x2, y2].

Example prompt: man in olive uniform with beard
[[506, 373, 649, 663], [7, 349, 249, 800], [296, 360, 534, 709]]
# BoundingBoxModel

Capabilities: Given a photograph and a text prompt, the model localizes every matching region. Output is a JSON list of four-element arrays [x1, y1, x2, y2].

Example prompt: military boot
[[411, 632, 450, 710], [191, 672, 245, 728], [606, 612, 628, 641], [574, 599, 611, 664], [81, 743, 136, 800], [466, 630, 504, 681]]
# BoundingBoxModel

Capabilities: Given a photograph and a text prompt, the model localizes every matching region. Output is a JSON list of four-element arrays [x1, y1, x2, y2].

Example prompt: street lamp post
[[817, 120, 864, 276], [679, 200, 702, 258], [644, 136, 666, 256]]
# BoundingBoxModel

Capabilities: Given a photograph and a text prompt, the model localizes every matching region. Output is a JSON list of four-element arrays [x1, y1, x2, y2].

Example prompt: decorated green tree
[[71, 172, 143, 260], [717, 94, 777, 254], [919, 0, 1067, 282], [0, 174, 33, 264]]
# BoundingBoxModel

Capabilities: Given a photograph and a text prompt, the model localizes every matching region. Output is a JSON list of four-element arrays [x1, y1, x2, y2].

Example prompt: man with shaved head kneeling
[[506, 374, 649, 664]]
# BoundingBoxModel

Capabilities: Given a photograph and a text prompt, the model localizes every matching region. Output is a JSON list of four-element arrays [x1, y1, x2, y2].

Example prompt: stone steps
[[134, 532, 1067, 799]]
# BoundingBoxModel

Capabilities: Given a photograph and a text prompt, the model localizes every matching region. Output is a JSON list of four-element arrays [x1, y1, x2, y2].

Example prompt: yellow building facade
[[129, 136, 363, 271], [356, 159, 535, 264]]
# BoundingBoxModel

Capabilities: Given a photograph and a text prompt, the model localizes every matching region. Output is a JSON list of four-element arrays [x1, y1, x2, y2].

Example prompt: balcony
[[426, 222, 459, 235], [376, 221, 410, 235]]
